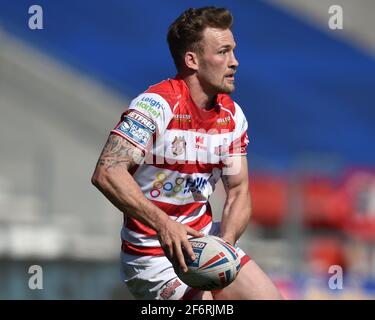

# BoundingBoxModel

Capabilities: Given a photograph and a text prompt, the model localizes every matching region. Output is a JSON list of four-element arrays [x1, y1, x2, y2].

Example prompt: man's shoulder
[[144, 78, 183, 109], [217, 94, 245, 117]]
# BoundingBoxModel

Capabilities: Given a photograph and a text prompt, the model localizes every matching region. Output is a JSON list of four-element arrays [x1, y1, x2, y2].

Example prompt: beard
[[211, 78, 235, 94], [196, 59, 237, 94], [197, 59, 236, 94], [198, 74, 236, 95], [217, 81, 235, 94]]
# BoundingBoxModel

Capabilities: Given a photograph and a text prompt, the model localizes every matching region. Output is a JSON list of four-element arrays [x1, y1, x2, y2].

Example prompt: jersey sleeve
[[228, 102, 249, 156], [111, 92, 173, 154]]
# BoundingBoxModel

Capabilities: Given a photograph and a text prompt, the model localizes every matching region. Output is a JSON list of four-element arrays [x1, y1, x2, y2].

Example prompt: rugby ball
[[177, 235, 241, 291]]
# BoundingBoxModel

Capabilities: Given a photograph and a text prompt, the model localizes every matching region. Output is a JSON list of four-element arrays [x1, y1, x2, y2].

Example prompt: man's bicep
[[96, 134, 144, 171], [222, 156, 249, 192]]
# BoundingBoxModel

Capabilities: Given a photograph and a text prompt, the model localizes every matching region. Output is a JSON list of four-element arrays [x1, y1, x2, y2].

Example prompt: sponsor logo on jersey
[[141, 96, 164, 109], [173, 114, 191, 122], [149, 172, 208, 199], [127, 110, 156, 133], [216, 116, 231, 125], [135, 95, 164, 119], [184, 177, 208, 194], [195, 136, 204, 144], [115, 111, 156, 149], [159, 278, 182, 300], [135, 101, 161, 119], [119, 120, 130, 131], [195, 135, 206, 150], [171, 136, 186, 156]]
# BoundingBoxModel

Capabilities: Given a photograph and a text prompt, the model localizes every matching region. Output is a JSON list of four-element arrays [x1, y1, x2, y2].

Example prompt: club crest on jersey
[[171, 136, 186, 156]]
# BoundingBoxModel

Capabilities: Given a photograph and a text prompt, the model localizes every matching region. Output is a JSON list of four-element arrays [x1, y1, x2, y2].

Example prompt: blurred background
[[0, 0, 374, 299]]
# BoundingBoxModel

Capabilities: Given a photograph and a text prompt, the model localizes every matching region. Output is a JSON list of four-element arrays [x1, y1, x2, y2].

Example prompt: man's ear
[[184, 51, 199, 71]]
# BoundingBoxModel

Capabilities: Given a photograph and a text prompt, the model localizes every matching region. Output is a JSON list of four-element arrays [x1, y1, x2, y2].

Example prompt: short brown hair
[[167, 7, 233, 71]]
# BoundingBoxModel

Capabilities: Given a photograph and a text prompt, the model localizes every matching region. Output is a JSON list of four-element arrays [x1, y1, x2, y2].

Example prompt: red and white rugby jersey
[[111, 77, 249, 256]]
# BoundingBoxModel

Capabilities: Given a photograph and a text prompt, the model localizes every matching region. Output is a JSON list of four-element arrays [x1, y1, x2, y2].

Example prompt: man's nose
[[230, 51, 239, 69]]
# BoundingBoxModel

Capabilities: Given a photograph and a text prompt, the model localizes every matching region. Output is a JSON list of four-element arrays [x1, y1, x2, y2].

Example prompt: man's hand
[[157, 219, 203, 273]]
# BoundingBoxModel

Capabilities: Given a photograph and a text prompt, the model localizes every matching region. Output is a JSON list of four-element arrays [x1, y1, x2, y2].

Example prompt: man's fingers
[[184, 226, 202, 262], [185, 226, 204, 238], [182, 239, 196, 262], [174, 243, 188, 273], [162, 242, 174, 263], [158, 222, 203, 273]]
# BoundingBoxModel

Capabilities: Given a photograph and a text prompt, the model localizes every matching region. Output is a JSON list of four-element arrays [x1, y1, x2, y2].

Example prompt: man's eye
[[219, 50, 227, 55]]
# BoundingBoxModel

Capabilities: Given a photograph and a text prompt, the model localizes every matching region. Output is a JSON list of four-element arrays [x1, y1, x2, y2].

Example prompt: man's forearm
[[92, 168, 169, 232], [220, 188, 251, 245]]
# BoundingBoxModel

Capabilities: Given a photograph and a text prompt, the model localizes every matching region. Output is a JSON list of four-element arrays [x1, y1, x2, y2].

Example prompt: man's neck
[[180, 74, 216, 110]]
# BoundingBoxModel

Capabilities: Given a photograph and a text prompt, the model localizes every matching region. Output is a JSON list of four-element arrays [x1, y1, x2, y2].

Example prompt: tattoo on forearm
[[97, 135, 143, 170]]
